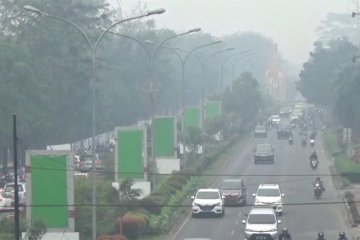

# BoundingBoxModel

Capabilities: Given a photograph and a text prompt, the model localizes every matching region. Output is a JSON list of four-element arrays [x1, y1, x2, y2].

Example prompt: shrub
[[335, 154, 360, 183], [117, 214, 146, 239], [140, 197, 163, 215], [167, 179, 184, 190]]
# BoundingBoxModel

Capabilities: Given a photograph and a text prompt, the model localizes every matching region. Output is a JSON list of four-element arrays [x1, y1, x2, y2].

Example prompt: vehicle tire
[[192, 213, 197, 218]]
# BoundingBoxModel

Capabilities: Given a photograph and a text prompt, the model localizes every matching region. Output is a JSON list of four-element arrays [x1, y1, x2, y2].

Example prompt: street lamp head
[[23, 5, 42, 14], [188, 28, 201, 33], [147, 8, 166, 15]]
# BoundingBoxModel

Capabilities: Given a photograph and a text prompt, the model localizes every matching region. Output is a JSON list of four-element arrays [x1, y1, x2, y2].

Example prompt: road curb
[[341, 190, 358, 228]]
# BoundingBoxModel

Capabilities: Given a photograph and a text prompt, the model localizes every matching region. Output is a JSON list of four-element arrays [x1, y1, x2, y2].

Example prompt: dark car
[[254, 143, 274, 164], [220, 179, 247, 206], [254, 125, 267, 138]]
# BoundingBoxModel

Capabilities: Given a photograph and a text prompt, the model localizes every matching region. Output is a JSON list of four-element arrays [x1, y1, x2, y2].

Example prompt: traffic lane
[[279, 132, 346, 239], [173, 134, 261, 240], [225, 128, 347, 239], [239, 129, 346, 239], [173, 129, 348, 240]]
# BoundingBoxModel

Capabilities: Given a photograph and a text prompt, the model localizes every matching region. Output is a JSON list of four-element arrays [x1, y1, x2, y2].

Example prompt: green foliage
[[335, 153, 360, 183], [333, 65, 360, 132], [74, 178, 123, 239], [119, 178, 143, 201], [323, 128, 342, 155], [317, 13, 360, 44], [183, 126, 204, 154], [297, 39, 357, 107], [222, 72, 262, 130]]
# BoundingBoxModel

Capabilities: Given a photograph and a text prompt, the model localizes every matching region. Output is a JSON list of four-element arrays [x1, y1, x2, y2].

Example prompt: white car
[[4, 182, 26, 206], [242, 207, 281, 240], [253, 184, 284, 215], [0, 191, 12, 209], [191, 189, 225, 217]]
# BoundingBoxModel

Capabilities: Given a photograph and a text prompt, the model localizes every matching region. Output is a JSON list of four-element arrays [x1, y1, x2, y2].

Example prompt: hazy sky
[[110, 0, 352, 70]]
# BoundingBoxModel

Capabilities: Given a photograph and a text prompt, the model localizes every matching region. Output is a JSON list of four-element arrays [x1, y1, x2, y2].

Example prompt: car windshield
[[257, 188, 280, 197], [196, 192, 220, 199], [256, 126, 266, 131], [257, 145, 271, 152], [248, 214, 276, 224], [220, 181, 242, 189]]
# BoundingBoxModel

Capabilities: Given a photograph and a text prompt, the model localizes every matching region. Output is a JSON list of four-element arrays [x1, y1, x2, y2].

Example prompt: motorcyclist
[[278, 228, 292, 240], [288, 135, 293, 144], [338, 232, 348, 240], [317, 232, 325, 240], [314, 177, 325, 192], [310, 151, 318, 160]]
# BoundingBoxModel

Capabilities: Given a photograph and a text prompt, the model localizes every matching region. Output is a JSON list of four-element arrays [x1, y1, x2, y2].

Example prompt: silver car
[[242, 207, 281, 240]]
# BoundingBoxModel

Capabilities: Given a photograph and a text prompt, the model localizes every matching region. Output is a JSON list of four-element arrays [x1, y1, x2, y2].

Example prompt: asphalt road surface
[[173, 128, 352, 240]]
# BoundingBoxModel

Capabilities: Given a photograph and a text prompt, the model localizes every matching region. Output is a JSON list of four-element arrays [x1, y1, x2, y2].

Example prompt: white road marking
[[231, 229, 235, 236], [171, 213, 191, 240]]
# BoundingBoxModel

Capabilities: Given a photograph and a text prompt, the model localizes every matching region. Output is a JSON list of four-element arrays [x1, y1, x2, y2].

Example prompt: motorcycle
[[314, 183, 323, 199], [310, 157, 319, 170], [288, 137, 293, 145], [310, 138, 315, 147]]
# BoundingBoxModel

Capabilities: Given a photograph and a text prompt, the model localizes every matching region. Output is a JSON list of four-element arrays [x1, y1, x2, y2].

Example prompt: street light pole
[[24, 5, 165, 240], [147, 28, 201, 184], [181, 41, 222, 121]]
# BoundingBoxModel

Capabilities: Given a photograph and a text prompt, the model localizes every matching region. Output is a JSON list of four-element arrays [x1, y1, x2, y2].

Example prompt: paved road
[[173, 128, 352, 240]]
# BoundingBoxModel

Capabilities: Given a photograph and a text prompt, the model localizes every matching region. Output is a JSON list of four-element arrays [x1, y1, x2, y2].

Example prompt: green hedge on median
[[335, 153, 360, 183], [323, 129, 342, 156]]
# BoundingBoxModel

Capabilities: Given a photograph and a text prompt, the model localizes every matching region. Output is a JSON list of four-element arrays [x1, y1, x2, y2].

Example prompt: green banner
[[154, 117, 176, 157], [117, 128, 145, 180], [205, 100, 222, 120], [31, 155, 69, 228], [184, 107, 201, 129]]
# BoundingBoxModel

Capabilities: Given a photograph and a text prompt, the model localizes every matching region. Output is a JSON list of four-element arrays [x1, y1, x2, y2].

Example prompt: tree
[[222, 72, 263, 129], [297, 39, 358, 107], [119, 178, 142, 201], [333, 65, 360, 133], [317, 13, 359, 44]]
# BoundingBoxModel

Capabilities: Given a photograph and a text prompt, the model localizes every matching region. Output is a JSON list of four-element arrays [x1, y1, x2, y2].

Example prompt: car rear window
[[196, 191, 220, 199], [220, 181, 242, 189], [257, 188, 280, 197], [248, 213, 276, 224]]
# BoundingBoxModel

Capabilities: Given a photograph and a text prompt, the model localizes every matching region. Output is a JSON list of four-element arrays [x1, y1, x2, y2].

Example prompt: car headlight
[[192, 202, 200, 207]]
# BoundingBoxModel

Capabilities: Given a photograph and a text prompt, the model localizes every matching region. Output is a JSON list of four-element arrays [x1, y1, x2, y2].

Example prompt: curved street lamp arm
[[150, 31, 195, 65], [94, 13, 155, 58], [104, 29, 151, 60], [183, 41, 222, 65]]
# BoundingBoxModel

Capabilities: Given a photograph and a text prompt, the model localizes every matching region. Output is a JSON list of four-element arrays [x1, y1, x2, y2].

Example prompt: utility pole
[[13, 114, 20, 240]]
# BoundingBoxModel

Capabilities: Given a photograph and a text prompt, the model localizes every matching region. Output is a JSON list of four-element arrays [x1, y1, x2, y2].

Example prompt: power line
[[9, 200, 358, 208], [26, 165, 360, 178]]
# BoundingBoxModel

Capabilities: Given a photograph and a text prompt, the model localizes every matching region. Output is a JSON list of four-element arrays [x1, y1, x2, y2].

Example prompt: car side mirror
[[252, 193, 256, 197], [281, 193, 285, 197], [222, 195, 225, 199], [191, 196, 194, 199], [278, 220, 282, 224], [242, 220, 246, 224]]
